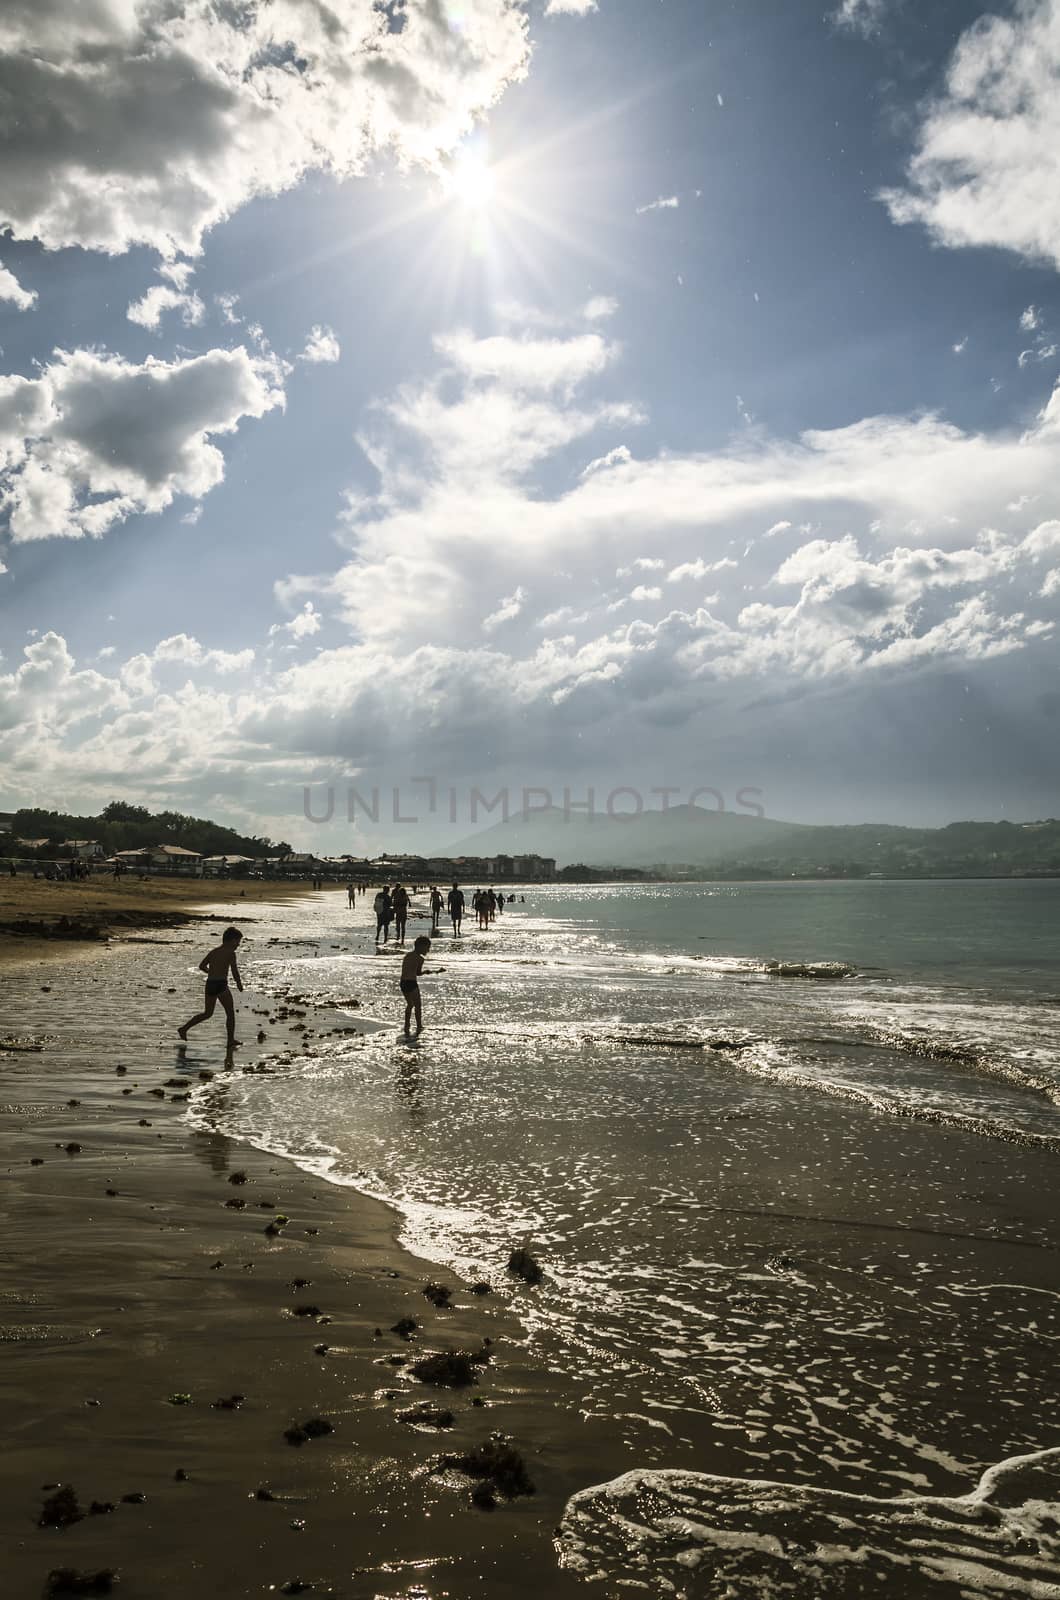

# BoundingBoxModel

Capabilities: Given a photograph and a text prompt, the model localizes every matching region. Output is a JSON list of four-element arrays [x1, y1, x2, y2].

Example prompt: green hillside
[[0, 801, 291, 860]]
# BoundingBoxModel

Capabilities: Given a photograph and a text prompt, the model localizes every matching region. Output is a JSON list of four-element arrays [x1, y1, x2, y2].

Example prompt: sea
[[189, 879, 1060, 1595]]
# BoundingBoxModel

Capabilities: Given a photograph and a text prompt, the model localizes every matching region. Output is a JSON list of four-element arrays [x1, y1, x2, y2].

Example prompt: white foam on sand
[[556, 1447, 1060, 1597]]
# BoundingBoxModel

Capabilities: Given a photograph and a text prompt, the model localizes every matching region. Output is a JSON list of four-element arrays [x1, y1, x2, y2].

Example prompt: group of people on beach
[[371, 882, 519, 944], [177, 881, 529, 1052]]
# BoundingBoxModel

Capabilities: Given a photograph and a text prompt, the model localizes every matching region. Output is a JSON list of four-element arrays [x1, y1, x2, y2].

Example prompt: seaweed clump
[[409, 1347, 490, 1388], [506, 1248, 543, 1286], [39, 1487, 83, 1529], [44, 1572, 117, 1597], [438, 1434, 535, 1508]]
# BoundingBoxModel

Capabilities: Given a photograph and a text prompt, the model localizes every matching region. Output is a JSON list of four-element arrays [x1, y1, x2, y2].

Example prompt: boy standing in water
[[399, 935, 444, 1036], [178, 928, 243, 1051]]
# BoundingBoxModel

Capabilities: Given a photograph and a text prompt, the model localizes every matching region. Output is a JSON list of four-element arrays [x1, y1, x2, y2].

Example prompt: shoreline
[[1, 920, 606, 1599]]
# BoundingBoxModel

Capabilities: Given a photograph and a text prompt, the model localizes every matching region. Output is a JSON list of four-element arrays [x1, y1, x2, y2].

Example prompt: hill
[[451, 807, 1060, 877], [0, 801, 291, 860]]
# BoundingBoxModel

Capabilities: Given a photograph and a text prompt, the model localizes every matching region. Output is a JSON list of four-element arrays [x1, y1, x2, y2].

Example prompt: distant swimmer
[[430, 885, 443, 931], [497, 892, 505, 914], [400, 935, 445, 1036], [487, 888, 497, 923], [447, 882, 464, 935], [392, 883, 410, 943], [178, 927, 244, 1054], [374, 885, 393, 945]]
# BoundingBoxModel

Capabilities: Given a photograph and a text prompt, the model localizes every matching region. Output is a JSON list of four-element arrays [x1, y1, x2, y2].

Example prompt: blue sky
[[1, 0, 1059, 849]]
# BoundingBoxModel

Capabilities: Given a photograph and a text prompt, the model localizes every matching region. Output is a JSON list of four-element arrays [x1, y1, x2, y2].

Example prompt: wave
[[842, 1020, 1060, 1107], [683, 954, 859, 981], [725, 1040, 1060, 1151], [556, 1447, 1060, 1598]]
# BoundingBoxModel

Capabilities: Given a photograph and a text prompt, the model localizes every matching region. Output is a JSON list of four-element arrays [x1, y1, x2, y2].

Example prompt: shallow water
[[176, 881, 1060, 1593]]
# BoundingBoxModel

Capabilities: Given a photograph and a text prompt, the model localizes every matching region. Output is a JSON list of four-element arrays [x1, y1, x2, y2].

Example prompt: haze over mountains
[[452, 806, 1060, 877]]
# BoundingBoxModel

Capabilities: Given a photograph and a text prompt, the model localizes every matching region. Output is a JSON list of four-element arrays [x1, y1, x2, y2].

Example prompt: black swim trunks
[[205, 977, 229, 997], [399, 978, 419, 995]]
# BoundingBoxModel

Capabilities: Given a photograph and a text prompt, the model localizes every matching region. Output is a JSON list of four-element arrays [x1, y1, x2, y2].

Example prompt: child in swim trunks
[[178, 927, 244, 1052], [399, 936, 443, 1037]]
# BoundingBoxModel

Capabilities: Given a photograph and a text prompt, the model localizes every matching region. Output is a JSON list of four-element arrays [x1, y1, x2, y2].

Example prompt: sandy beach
[[3, 885, 1058, 1598]]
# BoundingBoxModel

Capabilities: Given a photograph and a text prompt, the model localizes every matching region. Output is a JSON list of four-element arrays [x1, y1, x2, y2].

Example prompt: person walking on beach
[[447, 882, 464, 935], [178, 928, 244, 1052], [347, 881, 355, 908], [392, 883, 410, 943], [487, 888, 497, 924], [374, 885, 393, 944], [399, 935, 444, 1037], [430, 885, 443, 931], [496, 891, 505, 914]]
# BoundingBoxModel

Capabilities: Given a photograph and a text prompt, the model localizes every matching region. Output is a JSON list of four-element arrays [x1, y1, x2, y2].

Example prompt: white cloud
[[153, 634, 254, 674], [1021, 306, 1042, 333], [0, 345, 284, 544], [127, 284, 205, 330], [668, 557, 737, 582], [434, 329, 615, 392], [832, 0, 890, 36], [545, 0, 598, 13], [270, 602, 323, 642], [583, 295, 619, 321], [617, 557, 665, 576], [953, 336, 968, 355], [7, 317, 1060, 818], [483, 586, 527, 631], [300, 326, 341, 365], [582, 444, 632, 478], [765, 520, 793, 537], [0, 260, 36, 311], [636, 195, 680, 214], [0, 0, 530, 257], [882, 0, 1060, 271]]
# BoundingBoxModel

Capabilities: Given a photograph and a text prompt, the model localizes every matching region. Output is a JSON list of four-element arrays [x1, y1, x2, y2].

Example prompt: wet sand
[[2, 894, 1058, 1598], [1, 898, 610, 1599]]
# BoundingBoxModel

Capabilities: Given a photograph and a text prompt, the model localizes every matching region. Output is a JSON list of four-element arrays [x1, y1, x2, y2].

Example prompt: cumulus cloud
[[882, 0, 1060, 271], [636, 195, 680, 214], [545, 0, 598, 14], [6, 317, 1060, 823], [668, 557, 737, 582], [0, 345, 284, 544], [583, 295, 619, 320], [0, 0, 530, 257], [300, 326, 341, 365], [270, 602, 323, 642], [0, 259, 36, 311], [127, 284, 205, 330], [153, 633, 255, 674], [483, 586, 527, 631]]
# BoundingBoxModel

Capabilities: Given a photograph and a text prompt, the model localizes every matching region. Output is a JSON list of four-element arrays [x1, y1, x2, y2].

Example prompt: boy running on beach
[[178, 928, 243, 1050], [399, 935, 444, 1036]]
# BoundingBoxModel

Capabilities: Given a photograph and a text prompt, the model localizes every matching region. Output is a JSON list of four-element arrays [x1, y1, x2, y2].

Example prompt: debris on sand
[[44, 1571, 117, 1597], [409, 1348, 491, 1388], [284, 1416, 334, 1446], [167, 1393, 192, 1406], [290, 1303, 321, 1317], [39, 1486, 83, 1528], [390, 1317, 419, 1340], [470, 1282, 492, 1295], [437, 1434, 536, 1505], [506, 1248, 543, 1286], [397, 1403, 455, 1430], [211, 1394, 245, 1410], [228, 1170, 248, 1185], [224, 1198, 247, 1209], [422, 1283, 452, 1309]]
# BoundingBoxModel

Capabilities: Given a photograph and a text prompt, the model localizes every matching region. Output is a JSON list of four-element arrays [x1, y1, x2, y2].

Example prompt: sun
[[444, 149, 497, 211]]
